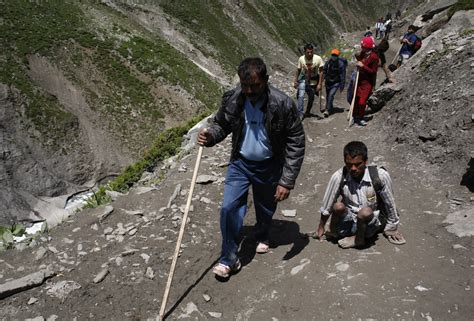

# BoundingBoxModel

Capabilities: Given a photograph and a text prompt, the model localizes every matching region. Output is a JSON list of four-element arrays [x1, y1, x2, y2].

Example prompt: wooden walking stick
[[391, 44, 403, 65], [319, 82, 323, 113], [347, 68, 360, 126], [158, 144, 204, 321]]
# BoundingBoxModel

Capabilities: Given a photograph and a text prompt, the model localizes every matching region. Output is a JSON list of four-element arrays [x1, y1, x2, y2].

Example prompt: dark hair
[[377, 38, 390, 53], [408, 24, 416, 31], [237, 57, 268, 81], [304, 43, 314, 50], [343, 141, 368, 161]]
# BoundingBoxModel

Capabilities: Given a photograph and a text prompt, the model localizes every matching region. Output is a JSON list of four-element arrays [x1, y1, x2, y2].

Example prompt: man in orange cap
[[352, 37, 379, 126], [322, 48, 347, 117]]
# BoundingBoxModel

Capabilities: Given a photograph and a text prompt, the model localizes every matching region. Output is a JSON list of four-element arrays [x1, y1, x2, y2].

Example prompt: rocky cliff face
[[367, 4, 473, 187]]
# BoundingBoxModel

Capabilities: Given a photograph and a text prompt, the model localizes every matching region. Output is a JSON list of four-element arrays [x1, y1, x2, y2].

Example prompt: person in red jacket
[[353, 37, 379, 126]]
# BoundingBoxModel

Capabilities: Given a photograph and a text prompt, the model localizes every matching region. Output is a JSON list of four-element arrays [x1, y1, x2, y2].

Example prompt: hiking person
[[316, 141, 406, 248], [198, 57, 305, 279], [375, 19, 382, 39], [397, 25, 418, 68], [352, 36, 379, 126], [376, 38, 394, 84], [395, 9, 401, 21], [384, 19, 392, 40], [322, 48, 347, 117], [293, 43, 324, 118], [379, 20, 386, 39], [364, 26, 374, 39]]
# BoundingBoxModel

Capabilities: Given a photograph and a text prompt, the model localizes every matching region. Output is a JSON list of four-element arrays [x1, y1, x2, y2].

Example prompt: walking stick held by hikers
[[319, 82, 323, 114], [391, 44, 403, 65], [158, 143, 204, 321], [347, 68, 359, 126]]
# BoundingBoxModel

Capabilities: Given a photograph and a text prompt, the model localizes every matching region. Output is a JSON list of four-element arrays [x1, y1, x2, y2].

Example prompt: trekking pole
[[319, 82, 323, 113], [391, 44, 402, 65], [347, 68, 360, 126], [158, 144, 204, 321]]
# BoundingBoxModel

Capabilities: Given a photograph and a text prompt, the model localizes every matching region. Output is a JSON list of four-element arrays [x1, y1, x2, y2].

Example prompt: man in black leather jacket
[[198, 57, 305, 279]]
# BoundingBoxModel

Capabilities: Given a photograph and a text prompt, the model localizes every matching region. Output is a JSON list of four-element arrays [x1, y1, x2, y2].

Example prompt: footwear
[[384, 230, 406, 245], [212, 259, 241, 278], [357, 119, 367, 126], [303, 112, 312, 119], [256, 242, 270, 254], [323, 111, 329, 118]]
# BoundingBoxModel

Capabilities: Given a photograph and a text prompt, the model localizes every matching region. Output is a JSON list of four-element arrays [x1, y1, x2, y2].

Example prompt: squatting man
[[316, 141, 406, 248]]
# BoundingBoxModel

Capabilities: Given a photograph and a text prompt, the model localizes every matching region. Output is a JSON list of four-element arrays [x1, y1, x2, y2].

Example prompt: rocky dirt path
[[1, 39, 473, 320]]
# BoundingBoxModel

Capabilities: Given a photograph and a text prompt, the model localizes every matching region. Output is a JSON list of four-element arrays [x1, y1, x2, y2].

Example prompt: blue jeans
[[219, 156, 281, 266], [325, 82, 340, 113], [296, 81, 316, 116]]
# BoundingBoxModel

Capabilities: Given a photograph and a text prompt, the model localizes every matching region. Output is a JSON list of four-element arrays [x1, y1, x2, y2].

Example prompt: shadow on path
[[238, 219, 310, 264]]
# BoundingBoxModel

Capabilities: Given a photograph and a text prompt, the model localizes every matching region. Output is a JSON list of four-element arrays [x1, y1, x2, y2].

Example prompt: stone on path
[[203, 294, 211, 302], [0, 268, 55, 299], [105, 190, 124, 201], [46, 280, 81, 300], [145, 267, 155, 280], [281, 209, 297, 217], [25, 317, 44, 321], [93, 268, 109, 283], [99, 205, 114, 223], [167, 184, 182, 208], [35, 247, 47, 261], [140, 253, 150, 264], [290, 258, 310, 276], [208, 311, 222, 318], [123, 209, 144, 216], [28, 297, 39, 305], [443, 207, 474, 237], [196, 175, 218, 184]]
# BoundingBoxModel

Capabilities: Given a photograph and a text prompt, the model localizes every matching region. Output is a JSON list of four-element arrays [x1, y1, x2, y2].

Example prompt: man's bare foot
[[337, 236, 365, 249]]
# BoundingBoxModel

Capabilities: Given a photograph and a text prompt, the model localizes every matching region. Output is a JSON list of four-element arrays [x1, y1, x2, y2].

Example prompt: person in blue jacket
[[397, 25, 418, 67]]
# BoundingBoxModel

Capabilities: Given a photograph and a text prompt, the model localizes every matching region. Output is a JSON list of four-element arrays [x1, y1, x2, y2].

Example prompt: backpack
[[339, 166, 383, 196], [413, 35, 422, 53], [339, 165, 390, 225], [325, 58, 341, 85]]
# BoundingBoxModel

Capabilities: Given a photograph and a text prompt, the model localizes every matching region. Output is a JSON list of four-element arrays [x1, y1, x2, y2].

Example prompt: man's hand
[[356, 61, 364, 68], [274, 185, 290, 202], [293, 81, 298, 89], [197, 128, 210, 146], [316, 84, 321, 93]]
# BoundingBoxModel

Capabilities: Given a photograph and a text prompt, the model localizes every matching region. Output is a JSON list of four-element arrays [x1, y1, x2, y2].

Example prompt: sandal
[[256, 242, 270, 254], [384, 230, 406, 245], [212, 260, 241, 278]]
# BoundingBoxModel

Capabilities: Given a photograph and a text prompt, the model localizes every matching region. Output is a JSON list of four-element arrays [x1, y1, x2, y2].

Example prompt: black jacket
[[205, 85, 305, 189]]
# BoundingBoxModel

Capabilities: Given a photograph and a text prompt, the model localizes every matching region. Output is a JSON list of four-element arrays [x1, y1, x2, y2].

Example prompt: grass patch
[[83, 112, 208, 207]]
